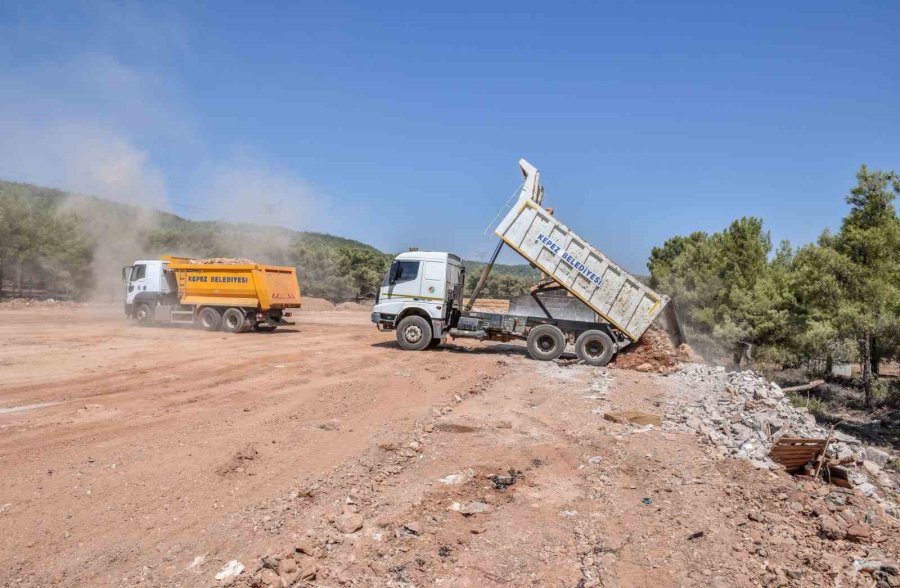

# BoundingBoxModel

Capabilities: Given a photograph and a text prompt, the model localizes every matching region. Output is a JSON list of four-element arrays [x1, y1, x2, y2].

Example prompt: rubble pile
[[669, 364, 898, 513], [0, 298, 83, 309], [186, 257, 256, 265]]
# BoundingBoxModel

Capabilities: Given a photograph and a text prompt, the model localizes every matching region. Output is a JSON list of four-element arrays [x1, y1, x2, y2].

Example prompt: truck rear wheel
[[135, 303, 153, 326], [575, 330, 615, 367], [396, 315, 432, 351], [526, 324, 566, 361], [221, 308, 247, 333], [198, 307, 221, 331]]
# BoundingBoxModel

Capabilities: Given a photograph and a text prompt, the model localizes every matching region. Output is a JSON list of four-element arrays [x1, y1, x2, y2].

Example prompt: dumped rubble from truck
[[610, 327, 682, 373], [666, 364, 898, 515]]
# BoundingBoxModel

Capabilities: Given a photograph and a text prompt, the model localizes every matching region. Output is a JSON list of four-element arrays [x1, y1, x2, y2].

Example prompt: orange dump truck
[[122, 256, 301, 332]]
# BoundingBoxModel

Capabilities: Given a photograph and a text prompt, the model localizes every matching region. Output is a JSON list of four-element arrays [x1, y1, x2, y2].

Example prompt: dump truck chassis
[[376, 309, 626, 366], [127, 302, 292, 333]]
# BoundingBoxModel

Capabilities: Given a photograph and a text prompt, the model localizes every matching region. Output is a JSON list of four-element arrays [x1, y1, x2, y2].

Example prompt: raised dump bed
[[493, 169, 668, 342]]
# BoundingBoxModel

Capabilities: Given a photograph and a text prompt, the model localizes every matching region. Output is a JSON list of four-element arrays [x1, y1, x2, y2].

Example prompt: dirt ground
[[0, 305, 896, 587]]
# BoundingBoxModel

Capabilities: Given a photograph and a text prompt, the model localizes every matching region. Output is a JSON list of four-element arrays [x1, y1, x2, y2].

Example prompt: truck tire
[[135, 303, 153, 326], [221, 308, 247, 334], [396, 315, 432, 351], [198, 307, 221, 331], [575, 330, 615, 367], [526, 324, 566, 361]]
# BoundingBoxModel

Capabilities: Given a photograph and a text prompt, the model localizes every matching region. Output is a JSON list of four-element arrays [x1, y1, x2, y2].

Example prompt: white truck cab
[[372, 251, 464, 349], [122, 259, 176, 320]]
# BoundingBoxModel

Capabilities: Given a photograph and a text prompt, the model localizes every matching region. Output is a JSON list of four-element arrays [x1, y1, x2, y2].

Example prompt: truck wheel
[[575, 330, 615, 367], [396, 315, 432, 351], [526, 324, 566, 361], [198, 307, 221, 331], [221, 308, 247, 334], [135, 303, 153, 326]]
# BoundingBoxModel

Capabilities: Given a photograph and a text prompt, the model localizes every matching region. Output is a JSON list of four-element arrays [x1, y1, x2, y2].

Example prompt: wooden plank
[[780, 380, 825, 394], [770, 450, 826, 457], [769, 435, 828, 470], [770, 447, 827, 455]]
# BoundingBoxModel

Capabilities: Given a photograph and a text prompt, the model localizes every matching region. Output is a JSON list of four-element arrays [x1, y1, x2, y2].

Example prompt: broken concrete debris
[[456, 501, 491, 516], [669, 364, 898, 513], [214, 559, 244, 581]]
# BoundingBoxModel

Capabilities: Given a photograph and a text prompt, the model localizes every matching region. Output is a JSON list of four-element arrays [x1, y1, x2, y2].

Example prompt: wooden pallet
[[768, 436, 829, 471]]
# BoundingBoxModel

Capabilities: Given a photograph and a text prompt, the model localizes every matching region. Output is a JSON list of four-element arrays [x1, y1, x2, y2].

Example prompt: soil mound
[[611, 327, 684, 373]]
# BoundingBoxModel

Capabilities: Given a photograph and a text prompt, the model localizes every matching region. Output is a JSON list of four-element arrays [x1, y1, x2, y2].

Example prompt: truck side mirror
[[122, 266, 132, 283]]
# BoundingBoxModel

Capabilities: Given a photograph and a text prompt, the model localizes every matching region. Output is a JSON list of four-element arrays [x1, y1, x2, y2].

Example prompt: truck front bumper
[[372, 312, 396, 330]]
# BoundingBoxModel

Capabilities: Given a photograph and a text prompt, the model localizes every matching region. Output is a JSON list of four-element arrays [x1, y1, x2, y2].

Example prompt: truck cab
[[122, 259, 176, 319], [372, 251, 464, 349]]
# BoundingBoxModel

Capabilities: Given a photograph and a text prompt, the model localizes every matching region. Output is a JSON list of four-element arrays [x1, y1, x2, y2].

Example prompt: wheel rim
[[202, 314, 213, 328], [137, 307, 148, 321], [537, 335, 557, 352], [226, 314, 239, 329], [405, 325, 423, 344], [585, 339, 605, 358]]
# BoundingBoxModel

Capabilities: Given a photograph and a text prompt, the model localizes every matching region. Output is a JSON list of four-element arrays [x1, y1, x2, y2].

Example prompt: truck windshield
[[383, 261, 419, 285]]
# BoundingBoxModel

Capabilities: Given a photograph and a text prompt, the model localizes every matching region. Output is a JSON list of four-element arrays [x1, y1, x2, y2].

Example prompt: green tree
[[0, 185, 93, 298], [831, 165, 900, 406], [648, 218, 771, 357], [335, 247, 390, 298], [465, 272, 532, 299]]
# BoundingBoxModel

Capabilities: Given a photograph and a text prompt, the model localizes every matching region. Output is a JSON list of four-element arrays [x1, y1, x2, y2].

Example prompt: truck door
[[385, 260, 421, 302], [422, 261, 446, 302], [126, 263, 147, 305]]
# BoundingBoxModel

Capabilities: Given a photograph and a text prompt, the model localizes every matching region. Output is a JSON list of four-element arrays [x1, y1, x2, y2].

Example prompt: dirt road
[[1, 305, 896, 587]]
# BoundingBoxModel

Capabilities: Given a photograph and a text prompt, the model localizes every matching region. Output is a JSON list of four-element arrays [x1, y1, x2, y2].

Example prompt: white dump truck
[[371, 159, 675, 366]]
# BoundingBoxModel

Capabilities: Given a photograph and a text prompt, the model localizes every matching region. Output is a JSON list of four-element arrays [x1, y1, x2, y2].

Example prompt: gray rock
[[459, 501, 491, 516], [865, 447, 891, 467]]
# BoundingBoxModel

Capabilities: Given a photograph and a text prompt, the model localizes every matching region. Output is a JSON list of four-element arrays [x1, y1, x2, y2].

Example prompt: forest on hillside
[[0, 181, 537, 302]]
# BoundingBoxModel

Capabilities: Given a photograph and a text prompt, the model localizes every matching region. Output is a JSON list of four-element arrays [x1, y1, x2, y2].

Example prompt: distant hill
[[0, 179, 535, 300]]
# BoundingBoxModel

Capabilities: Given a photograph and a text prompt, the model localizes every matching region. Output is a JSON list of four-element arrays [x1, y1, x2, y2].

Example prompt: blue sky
[[1, 1, 898, 271]]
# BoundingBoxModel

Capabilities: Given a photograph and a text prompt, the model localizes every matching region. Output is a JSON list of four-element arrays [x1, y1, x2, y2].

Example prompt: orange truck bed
[[162, 256, 301, 311]]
